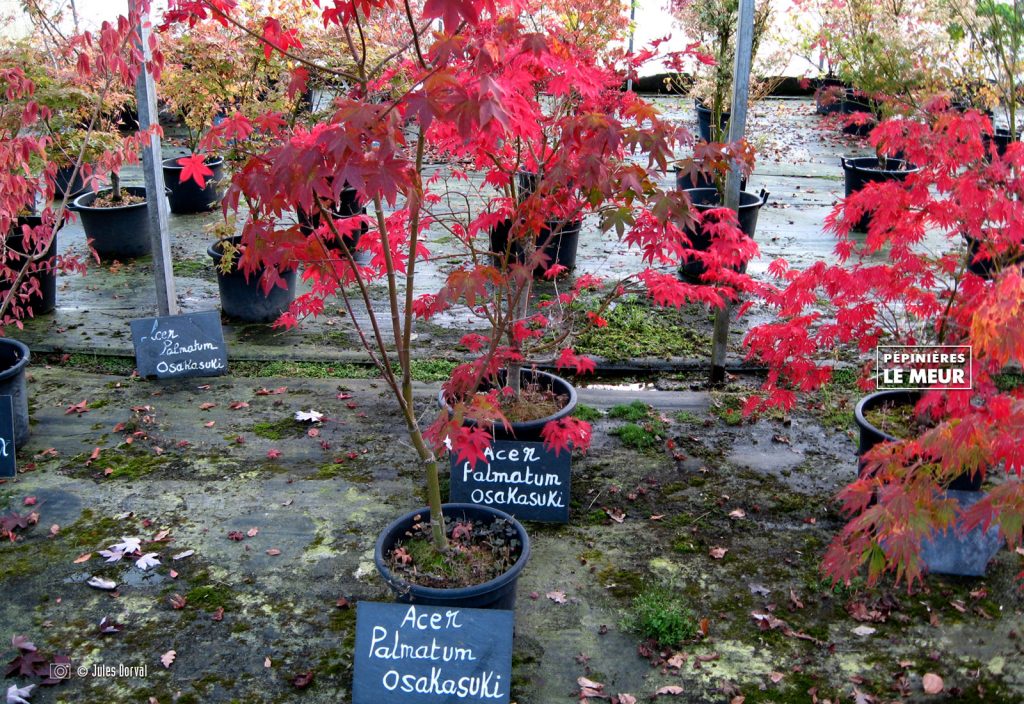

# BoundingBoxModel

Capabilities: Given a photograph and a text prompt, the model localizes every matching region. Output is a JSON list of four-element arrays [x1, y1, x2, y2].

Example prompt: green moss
[[674, 410, 702, 424], [229, 360, 378, 379], [59, 353, 136, 376], [597, 567, 646, 599], [250, 418, 306, 440], [627, 586, 697, 648], [574, 298, 711, 361], [710, 392, 746, 426], [312, 460, 370, 481], [173, 258, 212, 278], [70, 446, 170, 479], [571, 403, 602, 422], [608, 400, 652, 422], [408, 359, 459, 382], [186, 584, 235, 612], [610, 422, 666, 452]]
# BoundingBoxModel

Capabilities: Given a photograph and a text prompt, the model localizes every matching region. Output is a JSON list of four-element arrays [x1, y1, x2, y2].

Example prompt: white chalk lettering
[[160, 339, 219, 356], [462, 462, 562, 487], [470, 487, 565, 508], [368, 627, 476, 662], [384, 667, 504, 699], [155, 358, 226, 375]]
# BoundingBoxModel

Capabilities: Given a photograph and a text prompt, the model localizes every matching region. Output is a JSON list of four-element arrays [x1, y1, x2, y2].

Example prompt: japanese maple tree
[[165, 0, 760, 550], [744, 107, 1024, 586]]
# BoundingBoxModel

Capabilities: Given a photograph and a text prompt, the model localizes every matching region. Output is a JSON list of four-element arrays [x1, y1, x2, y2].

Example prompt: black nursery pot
[[54, 164, 90, 199], [2, 216, 60, 315], [71, 187, 153, 260], [813, 78, 848, 115], [489, 219, 582, 276], [0, 338, 31, 449], [695, 100, 729, 142], [678, 187, 769, 281], [296, 206, 367, 253], [162, 156, 225, 214], [438, 368, 578, 443], [374, 503, 530, 610], [964, 233, 1024, 279], [986, 127, 1020, 158], [854, 389, 983, 492], [841, 157, 918, 232], [207, 236, 298, 323]]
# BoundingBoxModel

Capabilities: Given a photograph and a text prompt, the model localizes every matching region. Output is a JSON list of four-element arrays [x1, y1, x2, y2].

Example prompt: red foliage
[[745, 108, 1024, 586]]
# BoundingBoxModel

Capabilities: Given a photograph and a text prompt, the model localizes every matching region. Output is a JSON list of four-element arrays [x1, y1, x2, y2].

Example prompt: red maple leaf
[[176, 154, 215, 189]]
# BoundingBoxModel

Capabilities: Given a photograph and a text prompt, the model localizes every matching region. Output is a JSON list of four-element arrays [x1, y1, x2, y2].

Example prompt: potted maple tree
[[167, 0, 758, 607], [0, 5, 156, 447], [744, 108, 1024, 585]]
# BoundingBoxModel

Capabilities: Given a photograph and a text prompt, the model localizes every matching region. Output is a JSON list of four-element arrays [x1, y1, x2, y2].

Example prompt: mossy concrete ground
[[1, 365, 1022, 703]]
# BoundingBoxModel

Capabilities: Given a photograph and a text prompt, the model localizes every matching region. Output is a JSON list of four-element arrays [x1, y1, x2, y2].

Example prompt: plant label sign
[[352, 601, 513, 704], [450, 440, 571, 523], [0, 396, 15, 478], [130, 310, 228, 380]]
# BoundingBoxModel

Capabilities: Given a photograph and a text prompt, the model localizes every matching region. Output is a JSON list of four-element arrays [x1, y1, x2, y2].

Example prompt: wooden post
[[709, 0, 755, 386], [132, 0, 177, 316]]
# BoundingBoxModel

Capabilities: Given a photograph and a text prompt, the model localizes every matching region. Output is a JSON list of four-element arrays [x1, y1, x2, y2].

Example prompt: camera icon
[[49, 662, 72, 680]]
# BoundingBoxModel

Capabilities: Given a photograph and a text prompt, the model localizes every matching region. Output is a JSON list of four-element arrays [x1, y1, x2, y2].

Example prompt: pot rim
[[840, 156, 921, 174], [682, 186, 769, 210], [373, 502, 531, 599], [72, 186, 148, 212], [854, 388, 922, 443], [0, 338, 31, 383], [437, 367, 578, 434]]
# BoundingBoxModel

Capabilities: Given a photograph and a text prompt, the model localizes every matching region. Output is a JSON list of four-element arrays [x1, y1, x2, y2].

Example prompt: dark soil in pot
[[2, 216, 60, 316], [854, 389, 983, 491], [71, 186, 153, 260], [438, 368, 578, 443], [489, 219, 581, 276], [374, 503, 529, 609], [162, 156, 225, 214], [678, 187, 768, 281], [841, 157, 919, 232], [208, 236, 298, 323], [0, 338, 31, 449]]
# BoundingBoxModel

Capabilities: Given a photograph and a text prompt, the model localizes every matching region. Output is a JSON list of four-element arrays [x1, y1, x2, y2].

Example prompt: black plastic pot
[[296, 206, 367, 252], [813, 78, 848, 115], [986, 127, 1019, 158], [438, 367, 578, 443], [207, 236, 298, 323], [162, 156, 225, 214], [0, 338, 31, 449], [854, 390, 983, 491], [54, 164, 90, 199], [71, 187, 153, 260], [695, 101, 729, 142], [964, 234, 1024, 279], [374, 503, 530, 609], [2, 216, 59, 316], [841, 157, 918, 232], [489, 219, 582, 276], [678, 187, 769, 281]]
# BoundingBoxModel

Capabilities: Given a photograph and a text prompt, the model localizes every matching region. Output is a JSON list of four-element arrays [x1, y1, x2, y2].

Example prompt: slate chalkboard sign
[[130, 310, 228, 380], [450, 440, 571, 523], [353, 601, 513, 704], [0, 396, 15, 478]]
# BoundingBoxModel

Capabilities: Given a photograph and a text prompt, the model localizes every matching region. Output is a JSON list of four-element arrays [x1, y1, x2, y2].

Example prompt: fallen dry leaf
[[73, 553, 92, 564], [852, 625, 876, 637], [264, 657, 272, 668], [246, 527, 259, 538], [577, 676, 607, 699], [709, 547, 728, 559], [229, 401, 249, 410], [616, 694, 637, 704], [728, 508, 746, 519], [160, 650, 176, 669], [199, 402, 216, 410], [922, 673, 944, 694], [769, 672, 784, 684], [604, 507, 625, 523], [655, 685, 684, 695], [546, 590, 567, 604], [266, 548, 282, 556], [212, 606, 224, 622]]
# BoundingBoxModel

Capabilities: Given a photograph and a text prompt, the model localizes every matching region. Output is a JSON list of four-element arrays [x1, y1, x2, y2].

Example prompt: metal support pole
[[132, 0, 177, 316], [626, 0, 637, 92], [709, 0, 754, 386]]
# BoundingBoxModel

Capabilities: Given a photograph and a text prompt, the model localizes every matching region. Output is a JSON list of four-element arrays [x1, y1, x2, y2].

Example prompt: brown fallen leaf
[[546, 590, 567, 604], [769, 671, 784, 684], [265, 657, 272, 668], [73, 552, 92, 564], [160, 650, 176, 669], [655, 685, 684, 695], [199, 402, 216, 410], [266, 548, 282, 556], [247, 527, 259, 538], [204, 421, 216, 428], [615, 694, 637, 704], [698, 617, 710, 637], [730, 697, 746, 704], [789, 588, 804, 610], [169, 594, 187, 610], [212, 606, 224, 622], [667, 653, 687, 669], [695, 652, 720, 663], [229, 401, 249, 410], [709, 547, 728, 559], [922, 673, 944, 694], [605, 507, 625, 523], [728, 508, 746, 519], [578, 676, 608, 699]]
